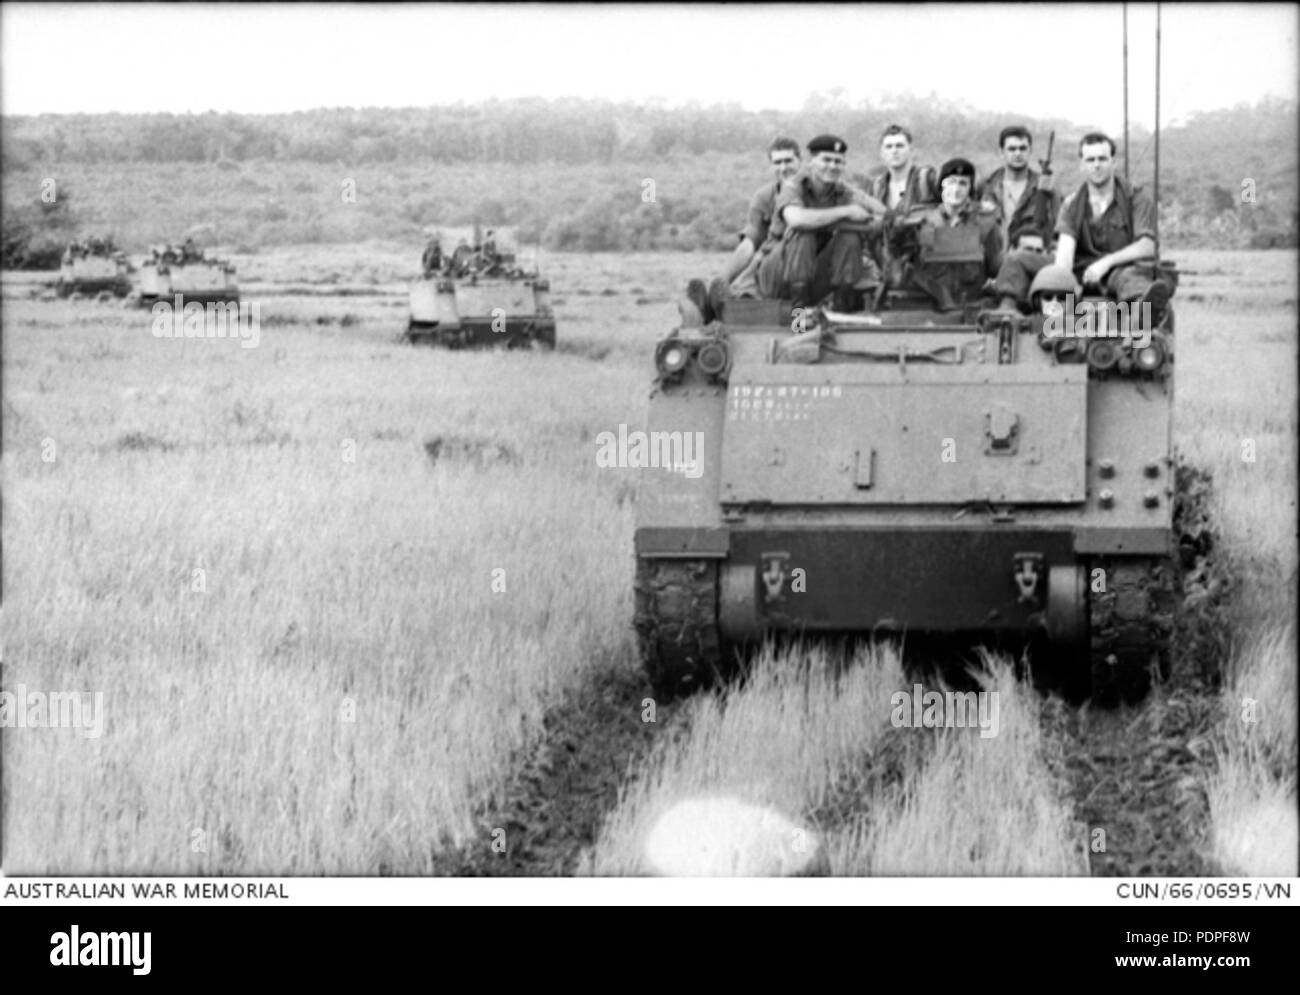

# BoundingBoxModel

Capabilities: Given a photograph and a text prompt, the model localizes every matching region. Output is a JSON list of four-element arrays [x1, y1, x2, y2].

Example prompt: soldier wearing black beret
[[754, 134, 887, 311], [898, 157, 1003, 311], [939, 157, 976, 184], [807, 134, 847, 156]]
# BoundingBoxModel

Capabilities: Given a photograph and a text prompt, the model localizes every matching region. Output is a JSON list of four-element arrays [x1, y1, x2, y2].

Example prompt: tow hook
[[760, 553, 788, 602], [1013, 552, 1043, 605]]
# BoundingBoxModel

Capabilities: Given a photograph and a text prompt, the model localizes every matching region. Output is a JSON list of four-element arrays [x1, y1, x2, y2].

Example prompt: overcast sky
[[2, 3, 1295, 131]]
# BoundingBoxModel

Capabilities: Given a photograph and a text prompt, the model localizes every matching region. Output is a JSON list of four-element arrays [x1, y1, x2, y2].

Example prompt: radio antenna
[[1123, 3, 1130, 181], [1154, 3, 1162, 265]]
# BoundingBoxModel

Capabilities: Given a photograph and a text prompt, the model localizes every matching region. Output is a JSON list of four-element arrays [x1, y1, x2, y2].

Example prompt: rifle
[[1031, 131, 1058, 239], [1039, 131, 1055, 178]]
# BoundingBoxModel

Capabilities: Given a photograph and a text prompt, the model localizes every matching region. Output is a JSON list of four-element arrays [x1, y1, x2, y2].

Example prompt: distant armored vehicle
[[634, 227, 1180, 705], [57, 238, 130, 298], [138, 242, 239, 305], [405, 226, 555, 349]]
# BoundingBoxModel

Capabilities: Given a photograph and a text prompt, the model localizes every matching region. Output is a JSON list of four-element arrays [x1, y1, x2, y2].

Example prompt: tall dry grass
[[826, 654, 1087, 875], [581, 641, 908, 875], [4, 247, 1294, 877], [584, 644, 1082, 875], [1172, 250, 1298, 874], [3, 289, 650, 873], [1207, 622, 1298, 875]]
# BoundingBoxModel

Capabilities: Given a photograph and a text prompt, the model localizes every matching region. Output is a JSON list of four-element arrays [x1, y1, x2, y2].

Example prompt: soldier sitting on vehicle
[[754, 133, 888, 312], [679, 137, 804, 325], [868, 124, 941, 215], [996, 132, 1171, 320], [1027, 263, 1079, 320], [863, 124, 941, 288], [421, 237, 443, 276], [1008, 222, 1047, 257], [896, 158, 1003, 311], [449, 239, 474, 277], [978, 127, 1059, 258]]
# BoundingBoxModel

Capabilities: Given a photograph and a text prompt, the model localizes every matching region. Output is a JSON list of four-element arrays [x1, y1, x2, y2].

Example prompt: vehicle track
[[430, 661, 688, 876], [1045, 461, 1228, 875], [1044, 676, 1220, 875], [431, 639, 1223, 876]]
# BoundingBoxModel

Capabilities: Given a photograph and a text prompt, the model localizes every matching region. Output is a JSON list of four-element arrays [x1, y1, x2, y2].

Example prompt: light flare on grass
[[583, 641, 903, 876]]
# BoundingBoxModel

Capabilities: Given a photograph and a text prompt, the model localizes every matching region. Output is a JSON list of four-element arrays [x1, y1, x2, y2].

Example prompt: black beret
[[808, 134, 847, 155], [939, 158, 976, 183]]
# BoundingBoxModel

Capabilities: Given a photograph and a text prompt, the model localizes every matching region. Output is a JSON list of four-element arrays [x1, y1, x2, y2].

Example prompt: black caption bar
[[0, 906, 1294, 981]]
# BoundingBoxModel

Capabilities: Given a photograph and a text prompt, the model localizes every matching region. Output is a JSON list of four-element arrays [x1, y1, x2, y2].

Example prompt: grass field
[[3, 247, 1295, 875]]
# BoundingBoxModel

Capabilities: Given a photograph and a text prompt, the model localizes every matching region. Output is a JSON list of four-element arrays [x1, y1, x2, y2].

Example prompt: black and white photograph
[[1, 1, 1296, 901]]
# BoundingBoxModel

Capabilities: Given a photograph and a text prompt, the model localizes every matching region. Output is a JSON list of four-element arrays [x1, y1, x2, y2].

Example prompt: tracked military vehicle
[[57, 239, 131, 298], [137, 243, 239, 306], [633, 231, 1181, 704], [405, 226, 555, 349]]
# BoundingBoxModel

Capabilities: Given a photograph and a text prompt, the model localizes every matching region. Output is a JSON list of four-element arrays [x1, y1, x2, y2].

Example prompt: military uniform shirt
[[976, 167, 1059, 248], [768, 170, 858, 244], [1001, 178, 1027, 241], [867, 164, 940, 216], [1056, 177, 1157, 265], [741, 181, 782, 249]]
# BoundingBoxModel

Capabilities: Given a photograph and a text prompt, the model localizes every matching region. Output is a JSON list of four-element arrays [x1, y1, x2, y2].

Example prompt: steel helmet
[[1029, 264, 1079, 299]]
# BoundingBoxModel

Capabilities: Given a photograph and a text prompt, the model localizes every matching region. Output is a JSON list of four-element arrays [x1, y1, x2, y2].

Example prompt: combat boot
[[790, 281, 811, 310], [1137, 279, 1172, 327], [676, 296, 704, 328], [707, 278, 729, 324], [686, 278, 713, 324]]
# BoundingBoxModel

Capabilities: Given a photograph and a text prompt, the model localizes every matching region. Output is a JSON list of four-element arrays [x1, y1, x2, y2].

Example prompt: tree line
[[2, 95, 1294, 265]]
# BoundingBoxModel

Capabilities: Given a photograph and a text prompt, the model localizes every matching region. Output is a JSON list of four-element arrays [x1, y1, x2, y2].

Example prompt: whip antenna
[[1123, 3, 1130, 181], [1154, 3, 1162, 266]]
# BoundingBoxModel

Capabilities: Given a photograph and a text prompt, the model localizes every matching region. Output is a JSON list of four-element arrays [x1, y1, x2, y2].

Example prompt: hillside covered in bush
[[3, 95, 1294, 265]]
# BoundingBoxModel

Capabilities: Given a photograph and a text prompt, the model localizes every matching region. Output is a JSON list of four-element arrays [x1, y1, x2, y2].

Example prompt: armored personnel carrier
[[633, 234, 1180, 705], [405, 226, 555, 349], [57, 238, 131, 298], [137, 242, 239, 306]]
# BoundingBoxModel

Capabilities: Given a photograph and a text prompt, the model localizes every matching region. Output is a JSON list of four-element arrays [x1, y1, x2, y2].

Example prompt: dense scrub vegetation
[[3, 95, 1294, 265]]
